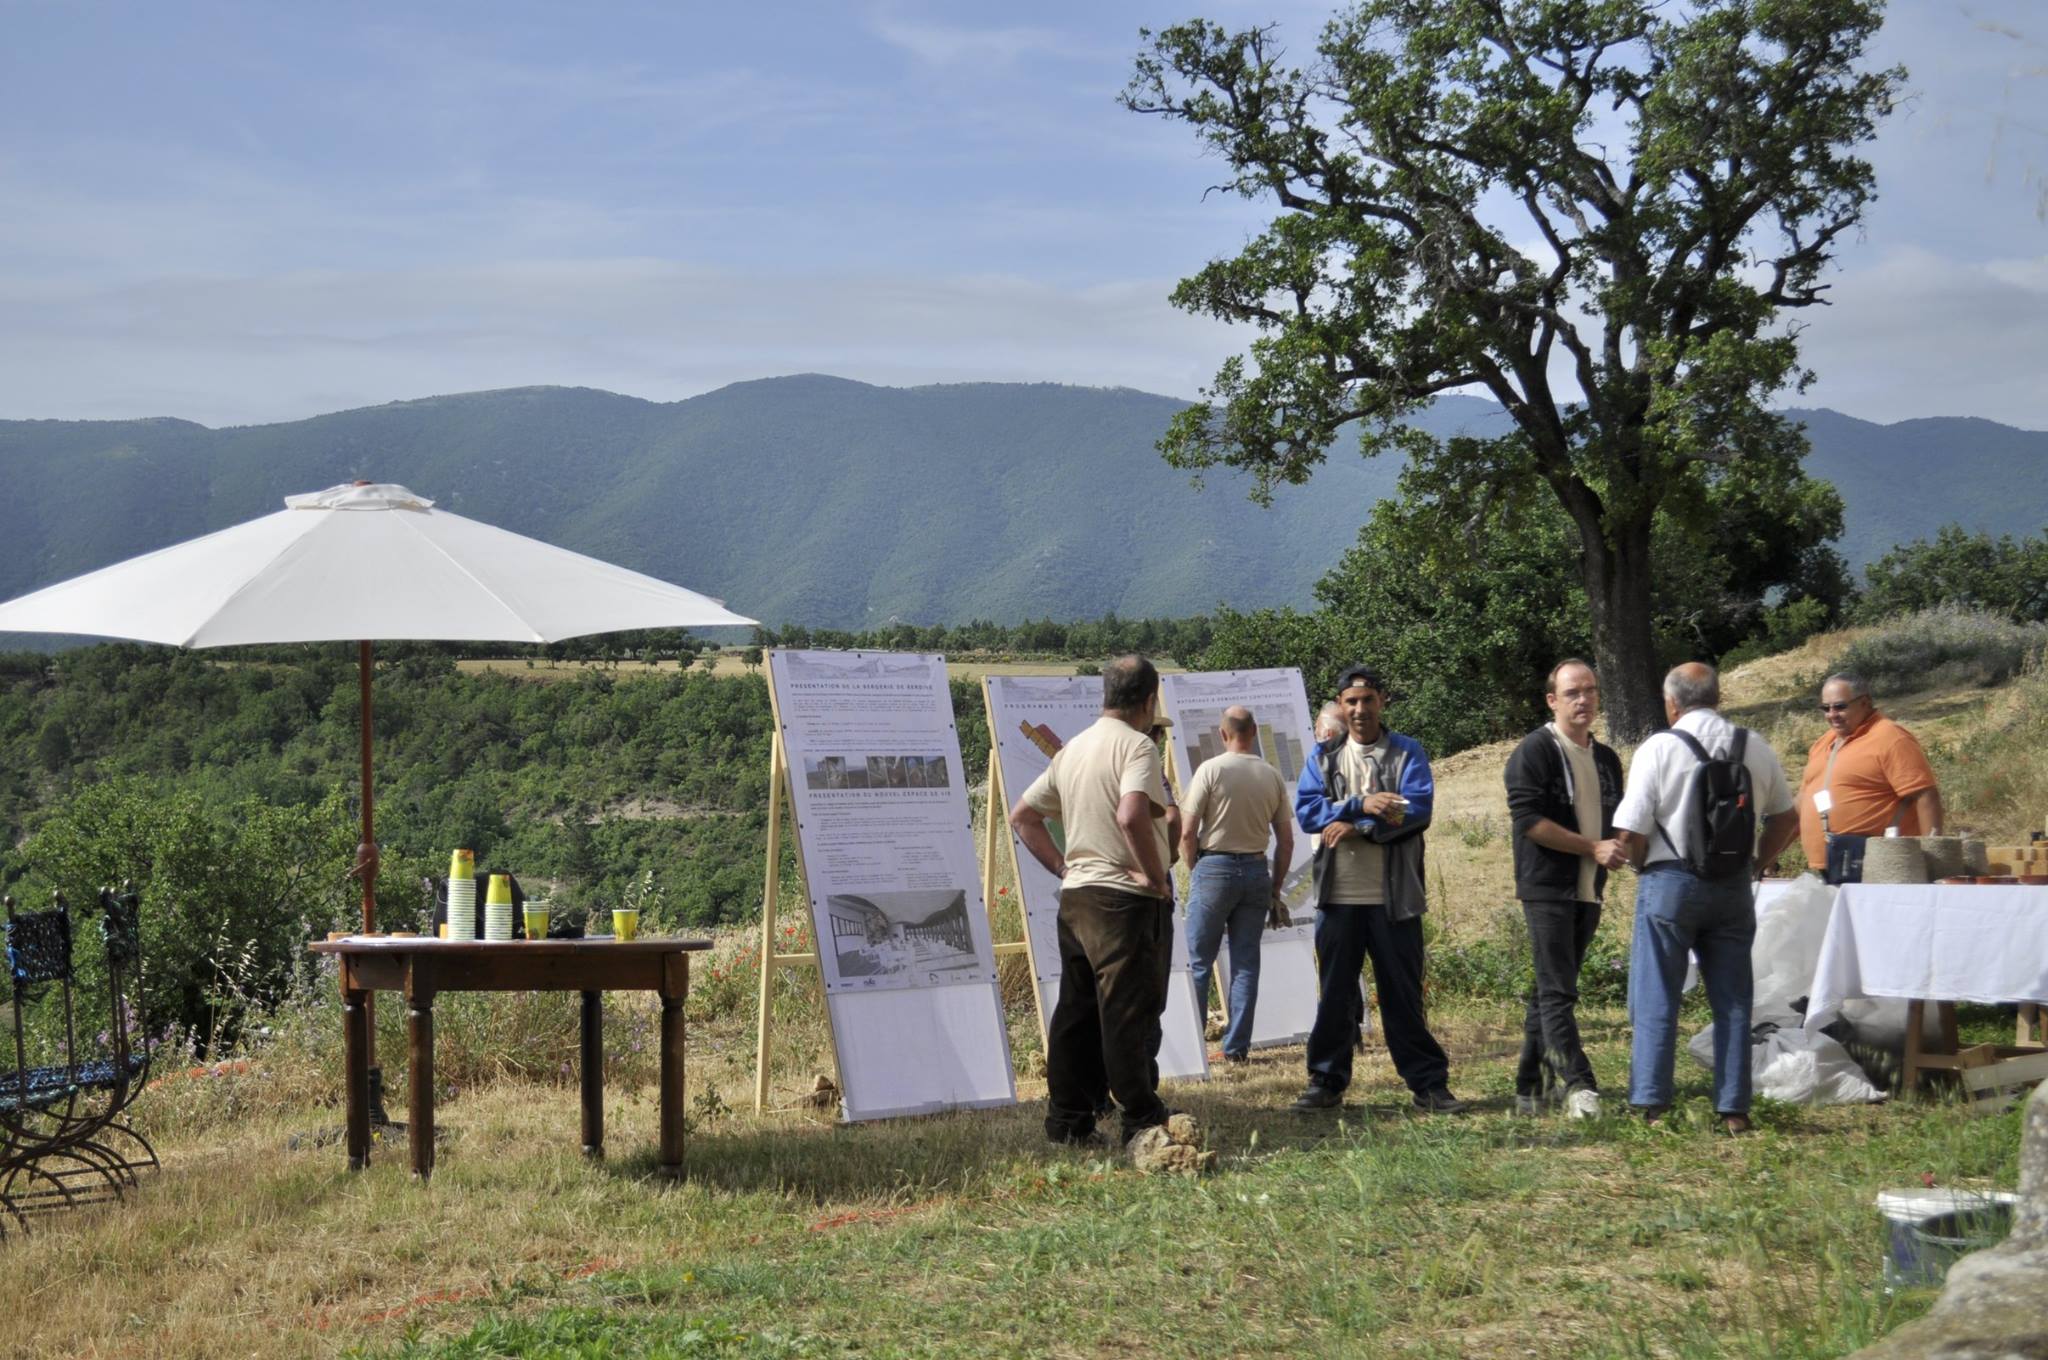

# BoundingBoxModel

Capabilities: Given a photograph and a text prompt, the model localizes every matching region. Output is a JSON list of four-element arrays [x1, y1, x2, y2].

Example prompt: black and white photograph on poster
[[983, 674, 1209, 1081], [824, 889, 984, 987], [804, 753, 952, 792]]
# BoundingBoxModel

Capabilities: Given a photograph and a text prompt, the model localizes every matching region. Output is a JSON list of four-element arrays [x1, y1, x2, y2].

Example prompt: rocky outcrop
[[1850, 1082, 2048, 1359]]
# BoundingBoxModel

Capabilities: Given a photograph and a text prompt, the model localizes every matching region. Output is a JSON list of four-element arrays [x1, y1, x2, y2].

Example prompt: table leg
[[659, 953, 687, 1177], [406, 965, 435, 1181], [342, 976, 370, 1171], [659, 994, 685, 1175], [1903, 1000, 1926, 1096], [2023, 1003, 2044, 1047], [580, 990, 603, 1159]]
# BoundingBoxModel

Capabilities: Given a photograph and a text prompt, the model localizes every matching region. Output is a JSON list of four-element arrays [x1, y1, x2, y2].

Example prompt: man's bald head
[[1663, 662, 1720, 715], [1218, 705, 1259, 752]]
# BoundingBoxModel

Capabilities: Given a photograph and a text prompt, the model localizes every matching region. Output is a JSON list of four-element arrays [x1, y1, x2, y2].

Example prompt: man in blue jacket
[[1291, 665, 1466, 1114]]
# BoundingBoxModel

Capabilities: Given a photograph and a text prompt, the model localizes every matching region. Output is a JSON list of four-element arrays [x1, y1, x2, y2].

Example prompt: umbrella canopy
[[0, 482, 754, 645], [0, 481, 757, 931]]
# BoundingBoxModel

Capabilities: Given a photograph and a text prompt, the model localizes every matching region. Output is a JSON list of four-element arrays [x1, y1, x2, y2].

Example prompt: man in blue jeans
[[1177, 706, 1294, 1063], [1612, 663, 1799, 1133]]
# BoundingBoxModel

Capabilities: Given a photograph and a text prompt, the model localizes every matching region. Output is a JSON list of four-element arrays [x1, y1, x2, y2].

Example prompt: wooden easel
[[978, 678, 1052, 1031], [750, 666, 844, 1115], [752, 659, 1030, 1114]]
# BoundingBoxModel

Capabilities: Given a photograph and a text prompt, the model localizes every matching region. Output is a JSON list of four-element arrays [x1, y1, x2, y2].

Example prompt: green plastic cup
[[612, 908, 639, 941], [523, 906, 550, 940]]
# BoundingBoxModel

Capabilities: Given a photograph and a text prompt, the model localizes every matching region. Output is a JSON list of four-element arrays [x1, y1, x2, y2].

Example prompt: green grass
[[87, 998, 1981, 1360]]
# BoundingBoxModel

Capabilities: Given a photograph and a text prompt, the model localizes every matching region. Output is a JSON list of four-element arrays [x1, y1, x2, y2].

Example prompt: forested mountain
[[1, 378, 2040, 634]]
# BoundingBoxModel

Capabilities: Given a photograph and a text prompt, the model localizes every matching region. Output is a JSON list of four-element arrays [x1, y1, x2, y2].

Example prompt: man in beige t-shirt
[[1177, 707, 1293, 1062], [1010, 655, 1174, 1146]]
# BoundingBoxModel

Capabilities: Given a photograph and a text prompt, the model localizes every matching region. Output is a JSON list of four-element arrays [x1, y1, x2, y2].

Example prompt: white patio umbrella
[[0, 481, 756, 931]]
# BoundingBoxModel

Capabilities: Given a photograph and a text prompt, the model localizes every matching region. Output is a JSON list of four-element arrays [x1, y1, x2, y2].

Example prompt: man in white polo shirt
[[1612, 662, 1799, 1132], [1177, 706, 1294, 1064], [1010, 654, 1175, 1147]]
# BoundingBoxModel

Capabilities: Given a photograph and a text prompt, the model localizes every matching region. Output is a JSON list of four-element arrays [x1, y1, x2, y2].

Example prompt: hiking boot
[[1412, 1087, 1469, 1115], [1290, 1084, 1343, 1111], [1048, 1126, 1108, 1149], [1565, 1089, 1602, 1120]]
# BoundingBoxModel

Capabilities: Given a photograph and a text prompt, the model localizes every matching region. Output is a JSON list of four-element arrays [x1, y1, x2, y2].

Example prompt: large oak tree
[[1126, 0, 1904, 738]]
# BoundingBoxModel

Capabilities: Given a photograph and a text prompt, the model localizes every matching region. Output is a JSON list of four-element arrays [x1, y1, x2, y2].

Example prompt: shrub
[[1830, 605, 2047, 694]]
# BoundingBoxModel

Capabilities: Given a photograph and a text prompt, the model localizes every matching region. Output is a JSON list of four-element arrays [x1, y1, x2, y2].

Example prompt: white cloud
[[1789, 245, 2048, 429]]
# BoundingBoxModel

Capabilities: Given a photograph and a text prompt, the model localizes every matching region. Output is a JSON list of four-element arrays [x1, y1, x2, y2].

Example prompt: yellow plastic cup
[[449, 848, 475, 881], [612, 908, 640, 941], [485, 873, 513, 906], [523, 906, 550, 940]]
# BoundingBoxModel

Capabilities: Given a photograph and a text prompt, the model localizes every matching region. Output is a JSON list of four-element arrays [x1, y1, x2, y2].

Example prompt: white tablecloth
[[1804, 884, 2048, 1030]]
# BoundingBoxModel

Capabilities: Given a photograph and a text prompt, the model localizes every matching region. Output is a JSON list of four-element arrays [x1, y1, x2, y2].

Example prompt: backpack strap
[[1647, 728, 1707, 860]]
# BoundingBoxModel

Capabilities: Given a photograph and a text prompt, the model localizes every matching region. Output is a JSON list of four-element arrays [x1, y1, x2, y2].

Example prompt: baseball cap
[[1335, 664, 1386, 694]]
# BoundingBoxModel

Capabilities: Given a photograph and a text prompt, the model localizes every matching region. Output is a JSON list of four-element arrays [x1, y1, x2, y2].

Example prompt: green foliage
[[1831, 606, 2048, 695], [1202, 457, 1847, 756], [1857, 524, 2048, 624], [1125, 1, 1903, 738], [9, 780, 356, 1051]]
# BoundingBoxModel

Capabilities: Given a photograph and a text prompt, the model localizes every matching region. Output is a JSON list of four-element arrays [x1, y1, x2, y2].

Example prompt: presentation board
[[1157, 669, 1324, 1048], [765, 650, 1015, 1121], [982, 675, 1209, 1081]]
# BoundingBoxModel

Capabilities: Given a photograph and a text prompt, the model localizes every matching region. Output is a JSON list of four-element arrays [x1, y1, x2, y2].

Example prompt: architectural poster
[[1157, 668, 1325, 1048], [767, 649, 1015, 1121]]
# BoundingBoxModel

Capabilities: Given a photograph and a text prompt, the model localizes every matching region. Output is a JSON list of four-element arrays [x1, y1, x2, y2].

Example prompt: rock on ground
[[1128, 1112, 1217, 1176]]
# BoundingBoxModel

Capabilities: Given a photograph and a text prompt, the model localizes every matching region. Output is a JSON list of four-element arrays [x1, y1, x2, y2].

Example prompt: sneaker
[[1565, 1089, 1601, 1120], [1413, 1087, 1469, 1115], [1048, 1126, 1108, 1149], [1290, 1084, 1343, 1111], [1514, 1093, 1543, 1116], [1719, 1113, 1753, 1136]]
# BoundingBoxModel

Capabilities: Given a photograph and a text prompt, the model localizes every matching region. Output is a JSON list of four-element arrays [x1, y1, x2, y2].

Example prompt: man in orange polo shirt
[[1797, 671, 1944, 883]]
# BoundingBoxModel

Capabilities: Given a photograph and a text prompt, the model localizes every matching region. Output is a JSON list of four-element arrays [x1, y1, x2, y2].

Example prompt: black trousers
[[1044, 884, 1172, 1141], [1516, 898, 1602, 1096], [1306, 902, 1449, 1096]]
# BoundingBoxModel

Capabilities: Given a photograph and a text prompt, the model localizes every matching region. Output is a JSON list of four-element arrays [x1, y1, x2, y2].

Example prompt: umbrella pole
[[357, 640, 385, 1106], [358, 640, 377, 933]]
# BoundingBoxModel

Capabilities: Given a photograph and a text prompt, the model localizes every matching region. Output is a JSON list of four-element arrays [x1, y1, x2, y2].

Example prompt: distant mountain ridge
[[0, 378, 2041, 635]]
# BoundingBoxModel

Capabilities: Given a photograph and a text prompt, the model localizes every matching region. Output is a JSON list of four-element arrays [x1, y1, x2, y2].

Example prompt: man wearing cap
[[1796, 671, 1943, 884], [1503, 659, 1626, 1118], [1291, 665, 1466, 1114], [1010, 654, 1176, 1147], [1177, 706, 1294, 1064]]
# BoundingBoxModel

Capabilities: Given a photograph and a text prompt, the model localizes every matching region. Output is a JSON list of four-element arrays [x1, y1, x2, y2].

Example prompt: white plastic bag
[[1686, 1022, 1886, 1105]]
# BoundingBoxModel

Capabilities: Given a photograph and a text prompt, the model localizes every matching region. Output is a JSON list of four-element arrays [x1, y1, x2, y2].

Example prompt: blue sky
[[2, 0, 2043, 428]]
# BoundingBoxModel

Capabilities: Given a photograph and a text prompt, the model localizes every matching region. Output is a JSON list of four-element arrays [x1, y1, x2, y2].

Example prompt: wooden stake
[[752, 733, 785, 1114], [752, 653, 845, 1117]]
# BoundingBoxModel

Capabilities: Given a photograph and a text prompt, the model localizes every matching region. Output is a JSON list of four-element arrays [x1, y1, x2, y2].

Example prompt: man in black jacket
[[1503, 659, 1626, 1118]]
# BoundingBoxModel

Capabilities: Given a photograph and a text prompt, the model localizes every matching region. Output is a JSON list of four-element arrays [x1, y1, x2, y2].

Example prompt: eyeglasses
[[1818, 702, 1856, 713]]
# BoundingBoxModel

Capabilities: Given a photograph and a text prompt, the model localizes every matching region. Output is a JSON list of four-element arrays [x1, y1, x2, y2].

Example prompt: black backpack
[[1652, 728, 1757, 880]]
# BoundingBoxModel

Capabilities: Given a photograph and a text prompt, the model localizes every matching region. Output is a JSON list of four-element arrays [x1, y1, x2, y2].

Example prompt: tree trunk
[[1579, 513, 1665, 744]]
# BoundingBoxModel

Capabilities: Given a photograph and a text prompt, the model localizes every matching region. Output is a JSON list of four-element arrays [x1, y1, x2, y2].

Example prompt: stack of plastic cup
[[447, 849, 477, 940], [484, 873, 515, 942]]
